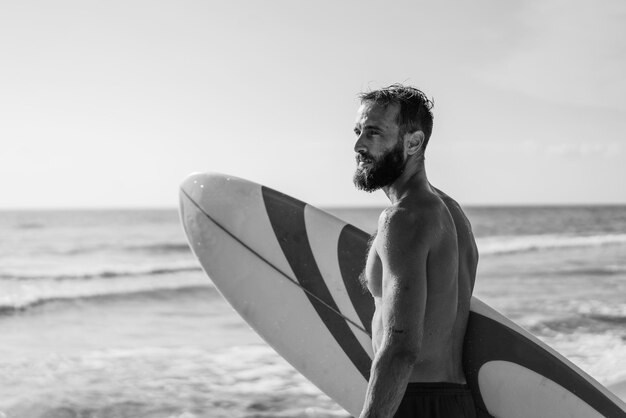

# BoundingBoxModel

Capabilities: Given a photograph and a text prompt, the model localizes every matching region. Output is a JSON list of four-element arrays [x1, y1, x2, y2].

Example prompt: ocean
[[1, 206, 626, 417]]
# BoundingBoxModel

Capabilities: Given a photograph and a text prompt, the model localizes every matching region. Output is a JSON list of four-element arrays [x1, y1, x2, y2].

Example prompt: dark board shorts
[[394, 382, 479, 418]]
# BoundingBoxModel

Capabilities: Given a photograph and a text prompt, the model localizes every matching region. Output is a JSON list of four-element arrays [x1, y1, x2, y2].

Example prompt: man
[[353, 84, 479, 418]]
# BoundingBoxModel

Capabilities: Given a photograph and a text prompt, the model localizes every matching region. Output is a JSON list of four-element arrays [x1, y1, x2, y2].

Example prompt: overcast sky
[[2, 0, 625, 208]]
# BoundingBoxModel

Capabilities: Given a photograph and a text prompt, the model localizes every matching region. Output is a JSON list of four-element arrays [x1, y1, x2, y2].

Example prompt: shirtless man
[[353, 85, 479, 418]]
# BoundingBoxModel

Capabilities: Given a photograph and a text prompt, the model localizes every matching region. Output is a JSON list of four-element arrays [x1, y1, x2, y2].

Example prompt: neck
[[382, 157, 429, 204]]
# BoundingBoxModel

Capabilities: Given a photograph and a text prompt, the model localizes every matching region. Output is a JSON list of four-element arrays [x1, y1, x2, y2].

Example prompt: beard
[[353, 140, 405, 192]]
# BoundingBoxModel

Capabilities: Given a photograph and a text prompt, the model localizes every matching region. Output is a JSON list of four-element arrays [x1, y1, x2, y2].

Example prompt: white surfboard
[[179, 172, 626, 418]]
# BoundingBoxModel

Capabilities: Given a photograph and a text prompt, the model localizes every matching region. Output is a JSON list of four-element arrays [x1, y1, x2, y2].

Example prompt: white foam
[[0, 345, 349, 417], [565, 299, 626, 319], [540, 331, 626, 386], [477, 234, 626, 255]]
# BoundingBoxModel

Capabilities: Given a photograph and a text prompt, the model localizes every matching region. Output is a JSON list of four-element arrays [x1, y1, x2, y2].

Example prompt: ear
[[405, 131, 425, 156]]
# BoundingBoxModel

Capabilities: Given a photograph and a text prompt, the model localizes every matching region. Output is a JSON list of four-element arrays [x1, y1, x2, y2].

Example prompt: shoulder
[[432, 186, 476, 239], [432, 186, 461, 213], [376, 199, 447, 248], [431, 186, 466, 222]]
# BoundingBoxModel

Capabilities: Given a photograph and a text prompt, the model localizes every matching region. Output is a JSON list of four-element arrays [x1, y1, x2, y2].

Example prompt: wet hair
[[359, 84, 434, 150]]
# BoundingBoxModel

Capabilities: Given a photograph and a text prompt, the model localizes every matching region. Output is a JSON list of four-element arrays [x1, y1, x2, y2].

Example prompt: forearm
[[359, 348, 417, 418]]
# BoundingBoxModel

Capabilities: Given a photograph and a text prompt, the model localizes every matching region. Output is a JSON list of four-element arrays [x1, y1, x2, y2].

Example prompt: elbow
[[379, 329, 422, 367]]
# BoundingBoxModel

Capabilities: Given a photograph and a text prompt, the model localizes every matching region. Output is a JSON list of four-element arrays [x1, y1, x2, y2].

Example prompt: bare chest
[[363, 235, 384, 350], [363, 235, 383, 297]]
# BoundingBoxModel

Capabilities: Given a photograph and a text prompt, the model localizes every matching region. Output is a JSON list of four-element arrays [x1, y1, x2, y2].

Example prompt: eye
[[354, 128, 361, 136]]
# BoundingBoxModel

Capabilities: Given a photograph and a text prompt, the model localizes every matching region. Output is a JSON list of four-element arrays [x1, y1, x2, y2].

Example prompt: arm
[[360, 208, 430, 418]]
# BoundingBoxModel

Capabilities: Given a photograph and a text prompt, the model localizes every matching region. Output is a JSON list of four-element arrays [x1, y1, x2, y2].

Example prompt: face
[[353, 102, 406, 192]]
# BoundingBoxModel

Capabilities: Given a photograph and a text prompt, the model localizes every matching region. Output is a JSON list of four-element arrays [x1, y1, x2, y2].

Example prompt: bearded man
[[353, 85, 479, 418]]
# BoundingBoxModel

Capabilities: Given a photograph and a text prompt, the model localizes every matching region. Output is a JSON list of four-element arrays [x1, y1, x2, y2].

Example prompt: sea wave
[[527, 300, 626, 335], [477, 233, 626, 255], [575, 300, 626, 324], [53, 242, 191, 256], [531, 316, 623, 335], [0, 266, 202, 281], [124, 242, 192, 254], [15, 222, 46, 230], [0, 275, 213, 315], [553, 265, 626, 277]]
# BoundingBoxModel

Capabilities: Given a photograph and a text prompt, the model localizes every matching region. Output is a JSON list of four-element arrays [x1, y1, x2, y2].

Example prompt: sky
[[1, 0, 625, 209]]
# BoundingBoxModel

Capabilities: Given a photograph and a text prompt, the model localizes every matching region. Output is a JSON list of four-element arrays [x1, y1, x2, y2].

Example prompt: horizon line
[[2, 202, 626, 211]]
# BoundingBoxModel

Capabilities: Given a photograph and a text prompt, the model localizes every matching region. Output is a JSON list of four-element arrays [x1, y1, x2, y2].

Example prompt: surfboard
[[179, 172, 626, 418]]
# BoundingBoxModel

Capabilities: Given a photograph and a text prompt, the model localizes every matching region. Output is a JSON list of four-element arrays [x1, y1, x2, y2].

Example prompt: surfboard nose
[[179, 172, 243, 233], [180, 172, 234, 207], [178, 172, 271, 247], [180, 172, 259, 215]]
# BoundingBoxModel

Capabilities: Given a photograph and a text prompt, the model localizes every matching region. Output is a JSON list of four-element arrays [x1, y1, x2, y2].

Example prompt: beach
[[1, 206, 625, 417]]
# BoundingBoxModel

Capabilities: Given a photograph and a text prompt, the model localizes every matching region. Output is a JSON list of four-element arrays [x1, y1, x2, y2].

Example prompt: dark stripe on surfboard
[[262, 186, 372, 381], [464, 312, 626, 417], [337, 224, 375, 336], [180, 187, 368, 335]]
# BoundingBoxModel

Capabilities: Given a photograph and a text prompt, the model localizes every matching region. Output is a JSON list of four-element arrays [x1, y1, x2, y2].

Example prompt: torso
[[363, 186, 478, 383]]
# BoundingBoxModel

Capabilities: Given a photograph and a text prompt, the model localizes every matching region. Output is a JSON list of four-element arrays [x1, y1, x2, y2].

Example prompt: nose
[[354, 133, 367, 154]]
